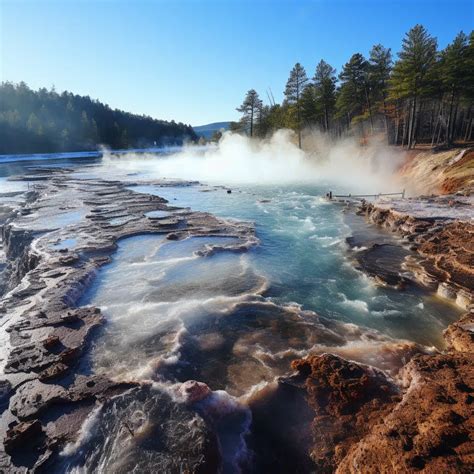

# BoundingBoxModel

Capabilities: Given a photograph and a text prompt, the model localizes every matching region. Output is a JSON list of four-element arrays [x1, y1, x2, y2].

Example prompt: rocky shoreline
[[0, 169, 256, 471], [287, 194, 473, 472]]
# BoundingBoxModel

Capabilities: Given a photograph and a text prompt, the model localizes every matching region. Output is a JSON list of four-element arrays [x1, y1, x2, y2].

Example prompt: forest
[[235, 25, 474, 149], [0, 82, 197, 154]]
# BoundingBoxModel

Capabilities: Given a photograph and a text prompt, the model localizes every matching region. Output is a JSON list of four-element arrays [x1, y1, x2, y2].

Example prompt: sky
[[1, 0, 472, 126]]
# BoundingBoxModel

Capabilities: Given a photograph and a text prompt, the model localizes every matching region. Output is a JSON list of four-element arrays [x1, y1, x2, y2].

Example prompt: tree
[[236, 89, 262, 137], [313, 60, 337, 132], [284, 63, 308, 148], [336, 53, 372, 131], [438, 32, 470, 144], [0, 81, 197, 154], [390, 25, 438, 148], [300, 84, 320, 127], [369, 44, 392, 136]]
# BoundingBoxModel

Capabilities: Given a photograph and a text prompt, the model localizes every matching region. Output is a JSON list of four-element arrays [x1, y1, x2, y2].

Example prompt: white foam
[[338, 293, 370, 313], [60, 403, 103, 457]]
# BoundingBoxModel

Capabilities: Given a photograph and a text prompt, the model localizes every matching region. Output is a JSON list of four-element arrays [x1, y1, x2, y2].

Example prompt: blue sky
[[1, 0, 472, 125]]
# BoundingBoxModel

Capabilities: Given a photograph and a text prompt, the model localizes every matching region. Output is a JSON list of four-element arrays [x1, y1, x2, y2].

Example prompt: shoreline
[[287, 194, 473, 472]]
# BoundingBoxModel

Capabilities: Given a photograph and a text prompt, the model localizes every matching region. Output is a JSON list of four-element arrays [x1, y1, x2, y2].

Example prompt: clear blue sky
[[1, 0, 472, 125]]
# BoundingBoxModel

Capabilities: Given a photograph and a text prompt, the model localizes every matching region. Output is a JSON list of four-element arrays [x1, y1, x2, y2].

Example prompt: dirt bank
[[399, 147, 474, 196]]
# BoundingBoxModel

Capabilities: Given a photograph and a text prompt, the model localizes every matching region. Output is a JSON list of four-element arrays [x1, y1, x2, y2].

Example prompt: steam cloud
[[102, 129, 405, 193]]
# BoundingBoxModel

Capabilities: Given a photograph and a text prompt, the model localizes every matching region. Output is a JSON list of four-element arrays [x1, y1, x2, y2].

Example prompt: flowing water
[[0, 150, 462, 472]]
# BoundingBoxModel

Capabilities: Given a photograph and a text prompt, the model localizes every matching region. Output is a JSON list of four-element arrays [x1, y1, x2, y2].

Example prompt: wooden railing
[[326, 190, 405, 200]]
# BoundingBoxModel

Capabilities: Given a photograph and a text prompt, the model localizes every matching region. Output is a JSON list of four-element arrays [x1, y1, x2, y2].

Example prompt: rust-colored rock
[[292, 352, 474, 473], [291, 354, 399, 472], [445, 312, 474, 353], [338, 352, 474, 473]]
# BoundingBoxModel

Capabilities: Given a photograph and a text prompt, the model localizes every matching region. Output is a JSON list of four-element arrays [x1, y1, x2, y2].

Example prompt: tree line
[[0, 82, 197, 154], [235, 25, 474, 149]]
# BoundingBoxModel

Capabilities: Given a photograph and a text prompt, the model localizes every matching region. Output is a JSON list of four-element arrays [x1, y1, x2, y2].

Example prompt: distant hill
[[0, 82, 197, 154], [193, 121, 230, 139]]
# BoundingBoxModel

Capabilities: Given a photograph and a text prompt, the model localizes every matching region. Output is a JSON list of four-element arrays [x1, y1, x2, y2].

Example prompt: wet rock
[[38, 362, 69, 382], [247, 379, 316, 473], [9, 379, 68, 419], [338, 352, 474, 473], [47, 385, 221, 473], [179, 380, 212, 403], [444, 312, 474, 353], [291, 353, 399, 472], [0, 380, 12, 414], [0, 173, 257, 470], [359, 199, 473, 308], [4, 420, 43, 454], [291, 352, 474, 473]]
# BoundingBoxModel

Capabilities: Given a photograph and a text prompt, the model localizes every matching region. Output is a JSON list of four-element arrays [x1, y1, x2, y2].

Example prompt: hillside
[[193, 121, 230, 139], [0, 82, 197, 154]]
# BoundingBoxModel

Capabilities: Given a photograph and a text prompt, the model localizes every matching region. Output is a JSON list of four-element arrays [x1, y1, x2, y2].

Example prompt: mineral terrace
[[0, 168, 256, 471]]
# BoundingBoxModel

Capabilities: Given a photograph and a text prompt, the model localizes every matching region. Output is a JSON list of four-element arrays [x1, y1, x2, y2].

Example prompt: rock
[[179, 380, 212, 403], [38, 362, 69, 382], [0, 380, 12, 413], [359, 199, 474, 308], [291, 353, 399, 472], [45, 385, 221, 473], [0, 173, 255, 469], [338, 352, 474, 473], [4, 420, 43, 454], [9, 379, 67, 419], [444, 312, 474, 353], [291, 352, 474, 473]]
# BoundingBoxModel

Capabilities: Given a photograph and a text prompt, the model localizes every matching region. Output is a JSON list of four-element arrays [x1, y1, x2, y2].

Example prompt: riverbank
[[288, 192, 473, 472]]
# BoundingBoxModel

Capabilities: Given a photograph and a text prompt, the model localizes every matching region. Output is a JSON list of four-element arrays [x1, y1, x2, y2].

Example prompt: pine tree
[[439, 32, 470, 144], [236, 89, 263, 137], [299, 85, 320, 126], [336, 54, 371, 130], [369, 44, 392, 136], [313, 60, 337, 132], [284, 63, 308, 148], [390, 25, 437, 148]]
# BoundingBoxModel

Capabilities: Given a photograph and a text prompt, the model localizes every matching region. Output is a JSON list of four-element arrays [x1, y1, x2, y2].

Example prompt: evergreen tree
[[369, 44, 392, 135], [0, 82, 197, 153], [336, 54, 371, 129], [236, 89, 263, 137], [390, 25, 438, 148], [284, 63, 308, 148], [300, 85, 320, 127], [439, 32, 470, 144], [313, 60, 337, 132]]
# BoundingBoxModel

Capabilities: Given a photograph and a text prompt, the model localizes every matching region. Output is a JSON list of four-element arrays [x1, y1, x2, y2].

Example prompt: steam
[[102, 129, 405, 193]]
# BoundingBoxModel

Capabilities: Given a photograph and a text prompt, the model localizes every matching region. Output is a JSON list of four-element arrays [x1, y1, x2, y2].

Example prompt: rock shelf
[[0, 170, 257, 471]]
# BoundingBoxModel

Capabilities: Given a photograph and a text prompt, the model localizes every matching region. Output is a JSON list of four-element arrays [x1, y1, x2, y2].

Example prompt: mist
[[103, 129, 405, 193]]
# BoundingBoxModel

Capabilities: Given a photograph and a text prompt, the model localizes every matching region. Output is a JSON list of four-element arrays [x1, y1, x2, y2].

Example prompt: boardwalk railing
[[326, 190, 405, 200]]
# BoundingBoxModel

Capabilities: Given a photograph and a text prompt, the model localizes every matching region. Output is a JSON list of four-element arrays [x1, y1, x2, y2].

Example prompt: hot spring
[[2, 139, 461, 472]]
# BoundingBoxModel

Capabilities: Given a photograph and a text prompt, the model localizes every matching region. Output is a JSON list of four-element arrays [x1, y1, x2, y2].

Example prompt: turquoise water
[[128, 183, 460, 347]]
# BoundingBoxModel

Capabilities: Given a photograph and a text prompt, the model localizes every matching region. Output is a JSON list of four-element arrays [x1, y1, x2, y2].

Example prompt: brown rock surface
[[0, 171, 256, 470], [359, 197, 473, 308], [339, 352, 474, 473], [292, 351, 474, 473], [445, 312, 474, 353], [291, 354, 400, 472]]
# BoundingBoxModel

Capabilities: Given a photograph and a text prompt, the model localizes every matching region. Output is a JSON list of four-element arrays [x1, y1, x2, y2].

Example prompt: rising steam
[[102, 129, 405, 193]]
